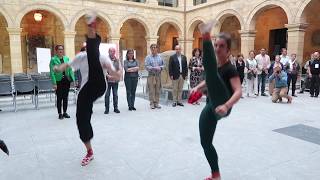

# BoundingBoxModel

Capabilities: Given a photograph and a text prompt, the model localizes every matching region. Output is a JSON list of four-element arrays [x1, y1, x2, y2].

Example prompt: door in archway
[[269, 28, 287, 60]]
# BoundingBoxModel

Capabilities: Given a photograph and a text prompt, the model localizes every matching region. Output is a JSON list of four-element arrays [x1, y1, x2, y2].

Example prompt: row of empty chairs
[[0, 72, 58, 111]]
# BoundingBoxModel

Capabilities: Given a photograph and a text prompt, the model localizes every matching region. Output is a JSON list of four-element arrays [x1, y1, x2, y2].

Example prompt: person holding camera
[[268, 55, 284, 95], [269, 65, 292, 103]]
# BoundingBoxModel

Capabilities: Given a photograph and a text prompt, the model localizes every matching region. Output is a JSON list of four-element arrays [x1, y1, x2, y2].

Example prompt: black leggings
[[56, 78, 70, 114], [287, 73, 297, 95], [199, 34, 231, 173], [76, 35, 106, 143]]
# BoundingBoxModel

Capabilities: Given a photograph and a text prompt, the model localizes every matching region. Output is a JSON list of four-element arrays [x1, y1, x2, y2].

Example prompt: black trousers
[[124, 76, 138, 108], [56, 77, 70, 114], [105, 82, 119, 110], [310, 74, 320, 97], [76, 35, 106, 143], [287, 73, 297, 95]]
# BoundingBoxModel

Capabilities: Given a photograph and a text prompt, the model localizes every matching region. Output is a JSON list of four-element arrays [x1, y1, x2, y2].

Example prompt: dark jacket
[[169, 54, 188, 80]]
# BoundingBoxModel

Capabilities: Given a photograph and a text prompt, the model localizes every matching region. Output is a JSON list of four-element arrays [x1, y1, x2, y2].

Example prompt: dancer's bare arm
[[190, 80, 206, 94], [215, 77, 242, 115], [53, 63, 70, 72], [103, 62, 122, 80]]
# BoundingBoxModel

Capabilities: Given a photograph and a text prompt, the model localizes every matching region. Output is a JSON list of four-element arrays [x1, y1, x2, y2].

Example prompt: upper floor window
[[193, 0, 207, 6], [124, 0, 146, 3], [158, 0, 178, 7]]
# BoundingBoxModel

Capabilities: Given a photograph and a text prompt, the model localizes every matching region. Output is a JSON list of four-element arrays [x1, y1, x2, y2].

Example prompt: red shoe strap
[[212, 172, 220, 178]]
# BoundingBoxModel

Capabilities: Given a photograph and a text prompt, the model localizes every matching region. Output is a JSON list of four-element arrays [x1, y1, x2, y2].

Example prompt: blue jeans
[[258, 72, 267, 94], [105, 82, 119, 110]]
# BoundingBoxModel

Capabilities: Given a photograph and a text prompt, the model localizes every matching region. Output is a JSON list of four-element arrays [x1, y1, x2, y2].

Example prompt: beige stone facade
[[0, 0, 318, 73]]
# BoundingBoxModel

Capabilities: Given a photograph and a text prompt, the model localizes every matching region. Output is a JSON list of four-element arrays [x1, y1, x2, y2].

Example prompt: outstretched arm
[[103, 62, 123, 81], [215, 77, 242, 115], [53, 63, 70, 73]]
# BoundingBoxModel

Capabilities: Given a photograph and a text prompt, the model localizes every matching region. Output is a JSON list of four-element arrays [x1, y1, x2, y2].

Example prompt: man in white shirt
[[255, 48, 271, 96], [280, 48, 290, 67], [54, 13, 122, 166]]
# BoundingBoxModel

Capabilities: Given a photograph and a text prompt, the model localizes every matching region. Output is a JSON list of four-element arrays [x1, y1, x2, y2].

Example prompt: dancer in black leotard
[[191, 21, 242, 180], [54, 13, 122, 166]]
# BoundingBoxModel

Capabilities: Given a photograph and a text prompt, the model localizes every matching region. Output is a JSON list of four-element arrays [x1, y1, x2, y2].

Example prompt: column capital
[[147, 0, 158, 6], [109, 36, 121, 40], [6, 27, 22, 35], [63, 30, 77, 37], [178, 38, 194, 43], [285, 23, 308, 32], [239, 30, 257, 37], [146, 36, 159, 41]]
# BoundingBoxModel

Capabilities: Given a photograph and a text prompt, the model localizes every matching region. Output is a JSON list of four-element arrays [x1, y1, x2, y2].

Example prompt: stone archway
[[219, 15, 242, 56], [0, 13, 10, 73], [20, 10, 65, 73], [298, 0, 320, 62], [157, 22, 180, 53], [187, 19, 204, 50], [248, 6, 289, 60], [74, 16, 111, 53], [120, 19, 147, 65]]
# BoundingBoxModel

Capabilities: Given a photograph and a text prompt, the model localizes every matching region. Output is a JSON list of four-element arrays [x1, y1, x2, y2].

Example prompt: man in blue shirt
[[144, 44, 165, 109], [269, 65, 292, 103]]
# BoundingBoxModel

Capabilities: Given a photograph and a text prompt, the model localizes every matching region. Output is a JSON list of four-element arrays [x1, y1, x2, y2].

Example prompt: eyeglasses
[[58, 48, 64, 50], [151, 46, 157, 49]]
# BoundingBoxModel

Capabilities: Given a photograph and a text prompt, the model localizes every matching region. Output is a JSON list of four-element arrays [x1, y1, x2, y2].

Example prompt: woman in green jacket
[[49, 45, 75, 119]]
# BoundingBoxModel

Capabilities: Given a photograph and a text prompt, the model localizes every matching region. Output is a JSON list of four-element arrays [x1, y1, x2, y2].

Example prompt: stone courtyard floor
[[0, 83, 320, 180]]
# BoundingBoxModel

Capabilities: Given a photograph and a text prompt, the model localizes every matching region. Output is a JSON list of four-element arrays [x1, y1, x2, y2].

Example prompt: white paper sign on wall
[[36, 48, 51, 73]]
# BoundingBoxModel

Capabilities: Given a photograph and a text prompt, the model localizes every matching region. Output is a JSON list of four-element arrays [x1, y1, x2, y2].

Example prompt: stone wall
[[0, 0, 317, 73]]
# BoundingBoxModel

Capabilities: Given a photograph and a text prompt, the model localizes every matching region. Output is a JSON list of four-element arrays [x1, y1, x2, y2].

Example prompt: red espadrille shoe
[[204, 172, 221, 180], [81, 149, 94, 166]]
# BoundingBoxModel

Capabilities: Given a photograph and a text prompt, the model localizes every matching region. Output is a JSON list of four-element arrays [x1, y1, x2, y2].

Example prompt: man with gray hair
[[308, 51, 320, 97], [169, 45, 188, 107], [104, 47, 121, 114], [145, 44, 165, 109]]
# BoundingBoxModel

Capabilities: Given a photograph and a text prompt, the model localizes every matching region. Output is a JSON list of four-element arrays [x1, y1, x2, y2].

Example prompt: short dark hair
[[281, 48, 287, 52], [216, 32, 231, 50], [237, 54, 244, 59], [55, 45, 64, 51], [80, 47, 86, 52], [192, 48, 202, 57], [150, 44, 158, 49], [126, 49, 135, 60], [249, 50, 255, 55]]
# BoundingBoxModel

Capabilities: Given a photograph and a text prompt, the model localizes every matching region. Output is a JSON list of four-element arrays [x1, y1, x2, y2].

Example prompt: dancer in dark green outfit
[[191, 21, 242, 180]]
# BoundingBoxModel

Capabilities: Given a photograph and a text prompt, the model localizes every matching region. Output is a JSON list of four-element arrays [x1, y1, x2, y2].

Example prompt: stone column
[[285, 23, 308, 63], [148, 0, 158, 6], [109, 36, 120, 45], [239, 30, 256, 58], [178, 38, 186, 54], [63, 31, 76, 60], [109, 36, 121, 58], [7, 27, 23, 73], [146, 36, 159, 55], [182, 39, 194, 61]]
